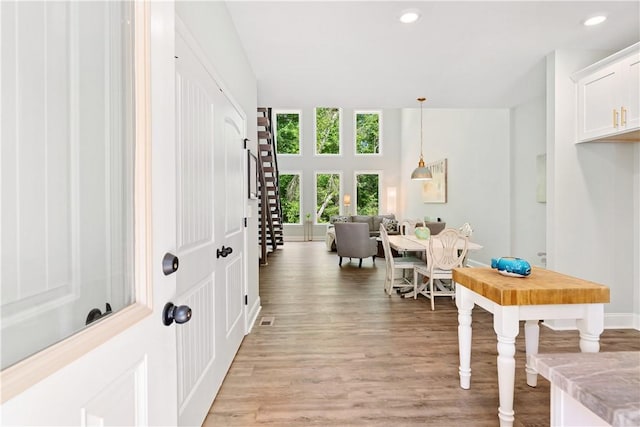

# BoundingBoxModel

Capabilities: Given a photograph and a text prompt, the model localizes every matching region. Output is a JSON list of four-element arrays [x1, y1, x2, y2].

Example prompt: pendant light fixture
[[410, 97, 433, 180]]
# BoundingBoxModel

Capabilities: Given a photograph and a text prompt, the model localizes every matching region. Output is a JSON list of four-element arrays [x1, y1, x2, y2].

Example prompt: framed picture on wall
[[421, 158, 448, 203], [248, 150, 258, 200]]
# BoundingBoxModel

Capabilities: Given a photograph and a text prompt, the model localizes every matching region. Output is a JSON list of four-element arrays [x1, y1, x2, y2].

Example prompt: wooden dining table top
[[387, 234, 483, 252], [452, 267, 610, 306]]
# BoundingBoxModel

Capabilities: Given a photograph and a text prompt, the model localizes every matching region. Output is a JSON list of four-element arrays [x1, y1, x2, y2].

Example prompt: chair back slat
[[428, 228, 468, 271]]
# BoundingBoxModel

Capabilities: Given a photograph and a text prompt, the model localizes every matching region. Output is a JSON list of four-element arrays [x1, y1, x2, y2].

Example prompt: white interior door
[[174, 26, 246, 427], [1, 2, 178, 426]]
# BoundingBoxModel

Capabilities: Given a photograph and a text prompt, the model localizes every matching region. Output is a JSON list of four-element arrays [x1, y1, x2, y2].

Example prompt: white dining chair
[[379, 225, 424, 295], [412, 228, 469, 310]]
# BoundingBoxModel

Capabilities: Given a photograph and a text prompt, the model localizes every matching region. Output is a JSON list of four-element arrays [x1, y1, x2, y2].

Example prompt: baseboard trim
[[246, 297, 261, 334], [466, 259, 489, 268], [542, 313, 639, 331]]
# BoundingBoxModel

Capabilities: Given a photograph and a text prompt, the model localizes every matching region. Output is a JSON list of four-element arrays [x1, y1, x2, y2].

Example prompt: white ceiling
[[226, 1, 640, 108]]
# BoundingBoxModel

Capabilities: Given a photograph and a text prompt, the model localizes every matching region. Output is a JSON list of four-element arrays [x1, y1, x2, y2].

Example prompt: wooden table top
[[388, 235, 483, 252], [452, 267, 610, 306]]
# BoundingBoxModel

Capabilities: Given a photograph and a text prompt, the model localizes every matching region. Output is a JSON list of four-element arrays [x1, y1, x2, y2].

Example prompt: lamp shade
[[343, 194, 351, 206], [387, 187, 397, 213], [411, 158, 432, 180]]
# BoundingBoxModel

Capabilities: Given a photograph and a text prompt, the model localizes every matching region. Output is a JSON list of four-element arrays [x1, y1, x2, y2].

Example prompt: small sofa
[[326, 214, 399, 251]]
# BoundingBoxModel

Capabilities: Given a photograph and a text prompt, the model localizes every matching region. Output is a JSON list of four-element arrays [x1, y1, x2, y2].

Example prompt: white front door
[[174, 25, 247, 426], [1, 2, 179, 425]]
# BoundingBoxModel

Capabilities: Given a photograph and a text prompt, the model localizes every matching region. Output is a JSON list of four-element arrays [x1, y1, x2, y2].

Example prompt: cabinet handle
[[613, 109, 619, 128], [621, 107, 627, 127]]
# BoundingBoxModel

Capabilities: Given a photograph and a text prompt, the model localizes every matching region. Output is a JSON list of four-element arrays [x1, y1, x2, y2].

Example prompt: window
[[315, 173, 341, 223], [315, 107, 341, 155], [279, 173, 301, 224], [274, 111, 301, 155], [356, 173, 380, 215], [355, 111, 381, 154]]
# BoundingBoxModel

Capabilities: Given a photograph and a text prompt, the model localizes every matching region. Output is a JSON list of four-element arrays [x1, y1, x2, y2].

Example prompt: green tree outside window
[[315, 108, 340, 154], [275, 113, 300, 154], [355, 112, 380, 154], [356, 174, 379, 215], [279, 173, 300, 223], [316, 173, 340, 223]]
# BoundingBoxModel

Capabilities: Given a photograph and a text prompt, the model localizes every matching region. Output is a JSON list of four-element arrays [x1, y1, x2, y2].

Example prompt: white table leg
[[524, 319, 540, 387], [494, 306, 519, 427], [456, 286, 474, 389], [576, 304, 604, 353]]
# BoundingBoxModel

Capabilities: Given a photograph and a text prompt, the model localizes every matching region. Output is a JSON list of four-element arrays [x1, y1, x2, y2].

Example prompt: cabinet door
[[576, 62, 620, 142], [620, 52, 640, 130]]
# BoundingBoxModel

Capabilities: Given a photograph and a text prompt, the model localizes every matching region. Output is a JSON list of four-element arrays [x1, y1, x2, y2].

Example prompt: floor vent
[[260, 317, 274, 326]]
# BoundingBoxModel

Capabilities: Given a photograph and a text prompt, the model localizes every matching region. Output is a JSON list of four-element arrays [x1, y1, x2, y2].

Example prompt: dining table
[[386, 234, 483, 298], [387, 234, 483, 254]]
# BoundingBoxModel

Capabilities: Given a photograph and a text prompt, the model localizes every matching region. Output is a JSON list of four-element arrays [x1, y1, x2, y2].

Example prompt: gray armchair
[[334, 222, 378, 268]]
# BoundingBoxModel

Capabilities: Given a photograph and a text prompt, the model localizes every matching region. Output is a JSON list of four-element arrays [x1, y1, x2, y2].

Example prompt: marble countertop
[[532, 351, 640, 427]]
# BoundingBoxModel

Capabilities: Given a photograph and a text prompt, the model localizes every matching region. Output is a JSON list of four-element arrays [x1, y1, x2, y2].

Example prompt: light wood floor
[[204, 242, 640, 426]]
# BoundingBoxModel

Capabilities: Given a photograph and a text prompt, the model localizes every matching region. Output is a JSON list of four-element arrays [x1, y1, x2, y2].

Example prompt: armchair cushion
[[330, 215, 350, 224], [373, 214, 395, 232], [351, 215, 374, 231]]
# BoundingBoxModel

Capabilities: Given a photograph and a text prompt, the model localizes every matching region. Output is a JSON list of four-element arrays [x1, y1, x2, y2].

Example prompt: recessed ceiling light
[[584, 15, 607, 26], [399, 9, 421, 24]]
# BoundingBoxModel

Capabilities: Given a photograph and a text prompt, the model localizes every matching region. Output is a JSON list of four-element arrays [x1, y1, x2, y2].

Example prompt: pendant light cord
[[418, 97, 426, 165]]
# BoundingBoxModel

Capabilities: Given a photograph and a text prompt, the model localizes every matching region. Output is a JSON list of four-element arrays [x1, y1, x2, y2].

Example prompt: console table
[[452, 267, 610, 427]]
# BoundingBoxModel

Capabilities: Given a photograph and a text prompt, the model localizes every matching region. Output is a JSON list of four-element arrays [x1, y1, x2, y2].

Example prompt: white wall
[[400, 109, 511, 266], [175, 2, 260, 326], [547, 50, 637, 325], [510, 95, 547, 267]]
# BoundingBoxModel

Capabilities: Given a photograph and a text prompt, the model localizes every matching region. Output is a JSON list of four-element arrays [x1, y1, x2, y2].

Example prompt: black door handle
[[162, 252, 179, 275], [216, 246, 233, 258], [162, 302, 192, 326], [85, 303, 113, 325]]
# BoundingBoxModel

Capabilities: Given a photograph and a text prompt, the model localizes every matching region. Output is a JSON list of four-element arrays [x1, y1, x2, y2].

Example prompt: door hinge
[[244, 217, 248, 227], [244, 295, 248, 305]]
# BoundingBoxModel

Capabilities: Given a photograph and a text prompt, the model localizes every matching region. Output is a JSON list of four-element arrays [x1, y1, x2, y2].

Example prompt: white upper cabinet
[[573, 43, 640, 143]]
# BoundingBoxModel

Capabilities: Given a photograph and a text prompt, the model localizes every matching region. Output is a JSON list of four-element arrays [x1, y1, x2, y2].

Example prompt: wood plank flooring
[[204, 242, 640, 426]]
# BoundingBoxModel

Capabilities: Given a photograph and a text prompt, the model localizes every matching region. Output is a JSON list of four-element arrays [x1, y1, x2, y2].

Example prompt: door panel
[[0, 3, 178, 425], [217, 87, 246, 372], [176, 276, 215, 409], [81, 358, 147, 426], [225, 256, 244, 336], [175, 25, 246, 426]]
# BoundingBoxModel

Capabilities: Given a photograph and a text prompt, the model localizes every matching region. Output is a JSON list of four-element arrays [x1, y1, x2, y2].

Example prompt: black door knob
[[162, 302, 192, 326], [162, 252, 179, 275], [216, 246, 233, 258]]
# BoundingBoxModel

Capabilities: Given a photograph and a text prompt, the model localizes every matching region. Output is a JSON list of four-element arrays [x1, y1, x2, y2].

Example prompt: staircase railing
[[256, 107, 284, 265]]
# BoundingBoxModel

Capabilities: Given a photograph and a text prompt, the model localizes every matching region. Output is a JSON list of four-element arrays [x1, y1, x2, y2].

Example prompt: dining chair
[[379, 225, 424, 295], [412, 228, 469, 310], [400, 219, 424, 236]]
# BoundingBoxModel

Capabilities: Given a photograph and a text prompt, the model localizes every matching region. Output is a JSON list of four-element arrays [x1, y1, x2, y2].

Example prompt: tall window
[[315, 107, 341, 155], [355, 111, 381, 154], [279, 173, 301, 224], [274, 110, 301, 155], [315, 173, 341, 223], [356, 173, 380, 215]]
